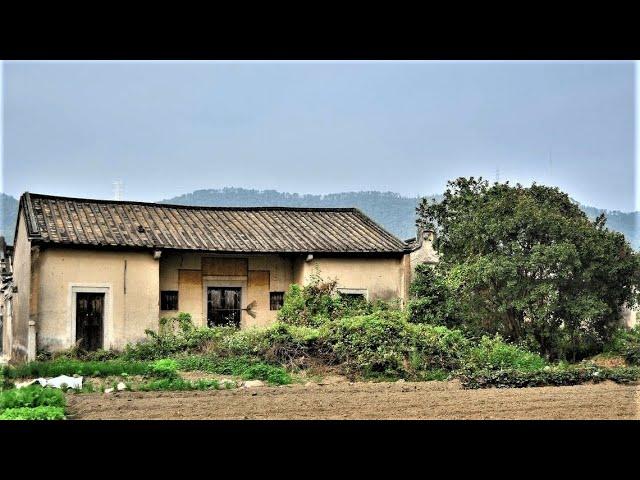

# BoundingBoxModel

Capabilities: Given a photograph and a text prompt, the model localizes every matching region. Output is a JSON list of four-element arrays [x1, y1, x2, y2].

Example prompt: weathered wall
[[621, 305, 638, 328], [409, 232, 438, 279], [37, 248, 159, 351], [10, 213, 31, 361], [294, 256, 406, 303], [159, 253, 294, 328]]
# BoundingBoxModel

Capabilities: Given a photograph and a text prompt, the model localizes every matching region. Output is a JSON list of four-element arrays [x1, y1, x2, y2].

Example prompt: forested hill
[[0, 193, 19, 245], [160, 188, 639, 248], [0, 188, 637, 248]]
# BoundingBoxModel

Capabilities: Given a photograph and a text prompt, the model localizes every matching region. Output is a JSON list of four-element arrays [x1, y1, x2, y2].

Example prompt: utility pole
[[495, 166, 500, 183], [113, 180, 123, 200]]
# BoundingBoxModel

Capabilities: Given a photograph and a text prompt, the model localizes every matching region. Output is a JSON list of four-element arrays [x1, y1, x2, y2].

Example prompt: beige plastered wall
[[293, 255, 408, 304], [8, 213, 31, 361], [36, 248, 159, 351]]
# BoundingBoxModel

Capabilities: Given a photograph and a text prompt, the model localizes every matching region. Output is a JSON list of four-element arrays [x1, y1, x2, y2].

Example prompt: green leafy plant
[[0, 406, 65, 420], [605, 326, 640, 365], [0, 385, 65, 410], [463, 335, 547, 372], [150, 359, 178, 379]]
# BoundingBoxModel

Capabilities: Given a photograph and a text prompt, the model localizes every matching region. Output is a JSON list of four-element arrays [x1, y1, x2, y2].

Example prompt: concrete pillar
[[27, 320, 36, 361]]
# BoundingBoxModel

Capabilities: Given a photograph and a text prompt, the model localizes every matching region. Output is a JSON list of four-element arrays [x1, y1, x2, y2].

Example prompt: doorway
[[75, 292, 104, 351], [207, 287, 241, 327]]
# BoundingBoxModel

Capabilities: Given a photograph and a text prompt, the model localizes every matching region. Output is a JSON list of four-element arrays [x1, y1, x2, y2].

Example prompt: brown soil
[[66, 380, 640, 420]]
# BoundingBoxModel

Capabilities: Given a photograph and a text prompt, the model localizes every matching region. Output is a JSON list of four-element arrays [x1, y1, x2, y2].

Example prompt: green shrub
[[150, 359, 178, 379], [408, 323, 471, 372], [0, 385, 65, 409], [459, 365, 640, 389], [4, 359, 152, 379], [324, 311, 411, 377], [240, 363, 292, 385], [123, 313, 236, 360], [605, 326, 640, 366], [277, 271, 399, 328], [0, 406, 65, 420], [407, 263, 462, 329], [464, 335, 547, 372]]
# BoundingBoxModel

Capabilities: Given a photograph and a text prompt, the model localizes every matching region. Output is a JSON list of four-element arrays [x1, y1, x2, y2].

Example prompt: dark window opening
[[270, 292, 285, 310], [338, 292, 367, 306], [161, 291, 179, 310], [207, 287, 241, 327]]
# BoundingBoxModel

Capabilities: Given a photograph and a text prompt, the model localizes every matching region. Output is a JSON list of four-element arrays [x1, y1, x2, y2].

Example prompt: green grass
[[137, 378, 221, 391], [0, 406, 66, 420], [176, 355, 292, 385], [3, 359, 153, 379]]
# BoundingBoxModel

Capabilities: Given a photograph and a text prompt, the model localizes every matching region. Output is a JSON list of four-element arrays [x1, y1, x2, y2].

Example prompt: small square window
[[161, 291, 179, 310], [270, 292, 285, 310]]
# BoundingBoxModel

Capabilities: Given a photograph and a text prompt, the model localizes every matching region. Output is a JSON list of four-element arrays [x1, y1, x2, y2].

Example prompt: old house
[[0, 193, 432, 362]]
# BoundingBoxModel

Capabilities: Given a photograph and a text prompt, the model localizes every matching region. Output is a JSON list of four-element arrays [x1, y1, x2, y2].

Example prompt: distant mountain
[[160, 188, 434, 241], [0, 188, 637, 249], [0, 193, 19, 245]]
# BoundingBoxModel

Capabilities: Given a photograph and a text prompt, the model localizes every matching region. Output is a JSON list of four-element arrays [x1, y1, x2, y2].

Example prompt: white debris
[[104, 388, 114, 394], [16, 375, 83, 390], [242, 380, 265, 388], [116, 382, 127, 391]]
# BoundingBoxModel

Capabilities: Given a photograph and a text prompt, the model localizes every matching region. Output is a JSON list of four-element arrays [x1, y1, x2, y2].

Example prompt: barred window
[[270, 292, 285, 310], [161, 291, 179, 310]]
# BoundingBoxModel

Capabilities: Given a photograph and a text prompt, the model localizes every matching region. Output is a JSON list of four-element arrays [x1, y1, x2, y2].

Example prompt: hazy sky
[[1, 60, 636, 211]]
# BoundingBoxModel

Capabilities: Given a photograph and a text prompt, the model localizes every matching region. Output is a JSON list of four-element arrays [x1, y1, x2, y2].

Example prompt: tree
[[416, 177, 640, 360]]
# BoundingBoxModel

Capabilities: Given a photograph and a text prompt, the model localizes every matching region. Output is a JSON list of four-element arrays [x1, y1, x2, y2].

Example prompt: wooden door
[[207, 287, 241, 327], [76, 292, 104, 351]]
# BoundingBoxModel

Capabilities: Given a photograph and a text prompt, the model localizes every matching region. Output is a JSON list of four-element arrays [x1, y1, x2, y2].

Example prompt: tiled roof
[[20, 193, 409, 254]]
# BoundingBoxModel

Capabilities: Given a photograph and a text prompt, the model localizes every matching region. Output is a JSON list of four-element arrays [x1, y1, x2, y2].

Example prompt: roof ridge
[[23, 192, 361, 213]]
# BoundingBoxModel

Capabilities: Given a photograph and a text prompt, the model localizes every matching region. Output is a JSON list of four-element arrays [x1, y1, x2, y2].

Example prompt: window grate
[[270, 292, 285, 310], [161, 290, 179, 310]]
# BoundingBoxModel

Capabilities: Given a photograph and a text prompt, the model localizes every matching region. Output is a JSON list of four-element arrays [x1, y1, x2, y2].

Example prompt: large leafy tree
[[416, 177, 640, 360]]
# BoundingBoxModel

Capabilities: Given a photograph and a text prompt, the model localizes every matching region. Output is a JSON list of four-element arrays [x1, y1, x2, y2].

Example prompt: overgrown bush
[[278, 270, 399, 328], [407, 263, 462, 329], [605, 326, 640, 366], [463, 335, 547, 373], [123, 313, 236, 360], [408, 323, 470, 372], [324, 310, 411, 377], [37, 345, 120, 362], [221, 323, 325, 367], [277, 273, 342, 326], [0, 406, 65, 420]]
